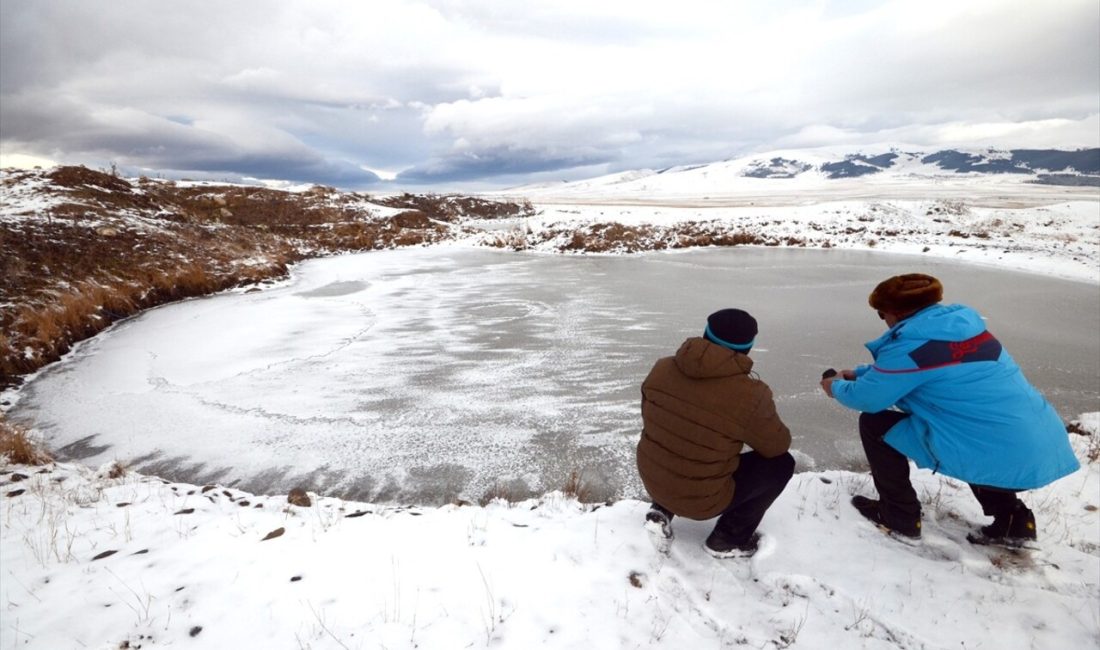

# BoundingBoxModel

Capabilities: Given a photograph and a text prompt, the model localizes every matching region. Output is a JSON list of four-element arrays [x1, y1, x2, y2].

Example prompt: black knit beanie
[[704, 309, 758, 352]]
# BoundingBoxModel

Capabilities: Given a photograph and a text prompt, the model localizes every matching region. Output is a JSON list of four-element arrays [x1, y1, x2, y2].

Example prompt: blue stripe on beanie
[[704, 324, 755, 351]]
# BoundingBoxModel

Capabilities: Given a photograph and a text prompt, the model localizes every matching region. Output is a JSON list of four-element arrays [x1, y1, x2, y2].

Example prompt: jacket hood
[[867, 303, 986, 356], [674, 337, 753, 379]]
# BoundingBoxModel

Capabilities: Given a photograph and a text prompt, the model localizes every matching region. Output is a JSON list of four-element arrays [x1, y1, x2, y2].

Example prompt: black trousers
[[652, 451, 795, 545], [712, 451, 796, 544], [859, 411, 1026, 520]]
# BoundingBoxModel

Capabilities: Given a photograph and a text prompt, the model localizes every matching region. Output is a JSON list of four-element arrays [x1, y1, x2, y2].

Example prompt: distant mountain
[[511, 147, 1100, 198], [919, 149, 1100, 179]]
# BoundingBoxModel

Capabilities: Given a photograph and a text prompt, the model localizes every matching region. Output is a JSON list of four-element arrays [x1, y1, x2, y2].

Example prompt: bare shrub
[[561, 470, 591, 503], [1067, 421, 1099, 462], [105, 460, 127, 479], [0, 417, 52, 465], [478, 483, 518, 506]]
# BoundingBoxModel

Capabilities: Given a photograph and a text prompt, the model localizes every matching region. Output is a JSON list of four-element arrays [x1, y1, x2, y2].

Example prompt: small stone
[[189, 626, 203, 637], [261, 527, 285, 541], [287, 487, 311, 507], [173, 508, 195, 515]]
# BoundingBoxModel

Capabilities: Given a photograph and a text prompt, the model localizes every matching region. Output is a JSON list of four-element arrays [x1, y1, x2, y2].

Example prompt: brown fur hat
[[868, 273, 943, 314]]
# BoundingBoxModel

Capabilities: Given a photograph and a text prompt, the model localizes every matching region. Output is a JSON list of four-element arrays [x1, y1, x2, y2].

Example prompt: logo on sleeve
[[908, 331, 1002, 370]]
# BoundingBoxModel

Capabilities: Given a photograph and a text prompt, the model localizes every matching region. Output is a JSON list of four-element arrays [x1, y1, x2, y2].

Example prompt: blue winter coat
[[832, 303, 1079, 489]]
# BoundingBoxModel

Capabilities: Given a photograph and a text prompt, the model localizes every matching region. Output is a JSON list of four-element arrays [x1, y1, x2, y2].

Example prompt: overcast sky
[[1, 0, 1097, 190]]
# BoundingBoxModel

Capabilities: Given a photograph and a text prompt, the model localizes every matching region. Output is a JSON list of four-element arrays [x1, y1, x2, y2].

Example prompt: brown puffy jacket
[[636, 337, 791, 520]]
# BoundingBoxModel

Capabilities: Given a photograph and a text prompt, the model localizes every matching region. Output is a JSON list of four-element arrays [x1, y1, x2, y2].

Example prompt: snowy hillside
[[505, 146, 1100, 202]]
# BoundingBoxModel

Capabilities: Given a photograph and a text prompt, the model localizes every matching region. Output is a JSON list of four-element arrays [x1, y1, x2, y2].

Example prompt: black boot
[[704, 530, 761, 559], [644, 503, 674, 541], [969, 504, 1037, 546], [851, 495, 922, 540]]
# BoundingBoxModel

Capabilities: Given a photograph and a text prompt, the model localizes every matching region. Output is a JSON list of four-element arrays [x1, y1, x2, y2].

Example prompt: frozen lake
[[9, 247, 1099, 504]]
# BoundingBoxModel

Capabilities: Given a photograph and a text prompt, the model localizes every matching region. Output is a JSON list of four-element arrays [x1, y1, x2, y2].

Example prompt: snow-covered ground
[[1, 415, 1097, 649], [2, 152, 1098, 648], [483, 146, 1100, 284], [503, 198, 1100, 284]]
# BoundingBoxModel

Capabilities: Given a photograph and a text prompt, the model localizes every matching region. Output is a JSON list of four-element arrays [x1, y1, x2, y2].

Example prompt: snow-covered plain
[[3, 152, 1099, 649], [490, 146, 1100, 284], [1, 418, 1097, 649]]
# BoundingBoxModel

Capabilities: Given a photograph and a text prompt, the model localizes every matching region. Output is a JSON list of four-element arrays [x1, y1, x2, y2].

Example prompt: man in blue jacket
[[820, 273, 1079, 544]]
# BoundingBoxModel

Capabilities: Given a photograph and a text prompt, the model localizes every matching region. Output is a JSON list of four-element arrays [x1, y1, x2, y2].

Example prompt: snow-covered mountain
[[509, 147, 1100, 201]]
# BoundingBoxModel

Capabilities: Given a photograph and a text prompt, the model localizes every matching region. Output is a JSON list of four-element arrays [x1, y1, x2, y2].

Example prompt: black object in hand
[[822, 368, 837, 379]]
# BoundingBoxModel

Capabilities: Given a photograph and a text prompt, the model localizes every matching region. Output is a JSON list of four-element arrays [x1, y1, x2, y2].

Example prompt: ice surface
[[9, 247, 1100, 503]]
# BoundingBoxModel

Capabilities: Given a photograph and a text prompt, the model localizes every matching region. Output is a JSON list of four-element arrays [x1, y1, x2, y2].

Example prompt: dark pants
[[859, 411, 1026, 521], [713, 451, 796, 544], [655, 451, 795, 545]]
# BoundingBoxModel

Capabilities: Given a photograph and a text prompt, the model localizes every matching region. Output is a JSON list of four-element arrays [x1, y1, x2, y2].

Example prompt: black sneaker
[[851, 495, 922, 540], [704, 530, 761, 559], [967, 505, 1037, 547]]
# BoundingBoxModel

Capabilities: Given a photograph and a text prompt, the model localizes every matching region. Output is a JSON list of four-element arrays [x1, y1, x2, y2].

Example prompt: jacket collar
[[674, 337, 753, 379]]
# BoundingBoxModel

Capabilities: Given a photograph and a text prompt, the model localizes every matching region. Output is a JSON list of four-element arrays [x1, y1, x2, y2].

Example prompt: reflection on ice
[[9, 247, 1099, 505], [295, 280, 369, 298]]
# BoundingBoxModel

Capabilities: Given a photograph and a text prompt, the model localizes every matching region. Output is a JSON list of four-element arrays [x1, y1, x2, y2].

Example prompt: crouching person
[[820, 273, 1079, 546], [637, 308, 795, 558]]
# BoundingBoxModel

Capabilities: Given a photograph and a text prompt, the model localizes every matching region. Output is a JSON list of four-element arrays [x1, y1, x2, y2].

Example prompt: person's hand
[[820, 376, 837, 398], [840, 368, 856, 380]]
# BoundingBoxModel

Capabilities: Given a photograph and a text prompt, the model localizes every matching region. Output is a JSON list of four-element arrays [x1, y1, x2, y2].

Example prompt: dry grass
[[1, 166, 530, 390], [0, 417, 52, 466], [553, 222, 806, 253], [103, 460, 127, 479], [1067, 421, 1099, 463], [478, 483, 520, 506], [561, 470, 591, 503]]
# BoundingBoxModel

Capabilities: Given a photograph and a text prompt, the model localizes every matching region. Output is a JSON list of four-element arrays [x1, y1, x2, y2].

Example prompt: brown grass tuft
[[0, 417, 52, 466], [1067, 421, 1099, 463], [478, 483, 519, 506], [104, 460, 127, 479], [561, 470, 591, 503]]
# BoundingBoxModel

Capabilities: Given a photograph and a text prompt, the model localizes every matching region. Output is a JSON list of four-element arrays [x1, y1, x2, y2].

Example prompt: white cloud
[[0, 152, 57, 169], [1, 0, 1096, 187]]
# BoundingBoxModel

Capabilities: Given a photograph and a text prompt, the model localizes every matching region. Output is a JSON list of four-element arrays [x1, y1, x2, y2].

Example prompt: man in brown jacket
[[637, 308, 795, 558]]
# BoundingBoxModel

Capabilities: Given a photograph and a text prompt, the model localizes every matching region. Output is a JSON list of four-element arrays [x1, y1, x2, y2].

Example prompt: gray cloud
[[2, 1, 1097, 189], [397, 146, 614, 183]]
